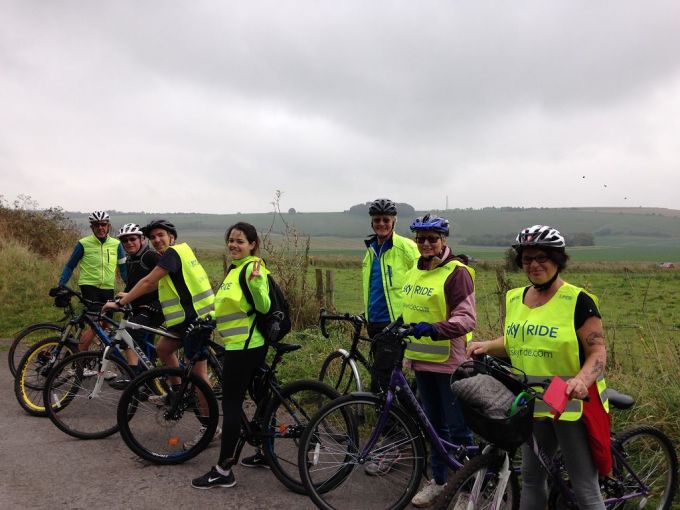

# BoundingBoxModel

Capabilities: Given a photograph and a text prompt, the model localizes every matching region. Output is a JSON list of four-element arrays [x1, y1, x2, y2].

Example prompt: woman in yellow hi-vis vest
[[191, 222, 270, 490], [402, 214, 477, 508], [103, 219, 215, 433], [468, 225, 609, 510]]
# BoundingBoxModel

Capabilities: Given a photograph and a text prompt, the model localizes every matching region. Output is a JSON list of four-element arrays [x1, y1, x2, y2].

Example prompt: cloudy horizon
[[2, 1, 679, 214]]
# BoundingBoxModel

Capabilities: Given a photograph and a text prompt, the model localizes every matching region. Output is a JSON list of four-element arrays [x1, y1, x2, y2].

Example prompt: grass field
[[1, 241, 678, 457]]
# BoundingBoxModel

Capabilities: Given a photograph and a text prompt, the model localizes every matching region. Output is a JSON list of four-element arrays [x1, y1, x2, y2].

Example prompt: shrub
[[0, 195, 80, 258]]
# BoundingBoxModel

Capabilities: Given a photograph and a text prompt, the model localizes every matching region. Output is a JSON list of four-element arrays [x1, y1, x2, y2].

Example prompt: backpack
[[239, 260, 292, 346]]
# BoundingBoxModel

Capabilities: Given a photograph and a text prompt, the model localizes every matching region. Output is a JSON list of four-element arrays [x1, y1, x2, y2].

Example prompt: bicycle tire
[[262, 379, 341, 494], [9, 322, 64, 378], [117, 367, 219, 465], [611, 425, 678, 510], [14, 337, 77, 416], [435, 452, 520, 510], [319, 350, 361, 395], [43, 350, 135, 439], [298, 393, 426, 510]]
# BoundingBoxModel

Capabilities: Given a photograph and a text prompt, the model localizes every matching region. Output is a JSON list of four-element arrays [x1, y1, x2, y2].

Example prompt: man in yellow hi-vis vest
[[59, 210, 127, 355], [467, 225, 609, 510], [103, 219, 216, 445]]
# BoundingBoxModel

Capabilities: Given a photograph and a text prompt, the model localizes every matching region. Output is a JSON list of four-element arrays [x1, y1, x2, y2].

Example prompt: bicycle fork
[[89, 346, 114, 399]]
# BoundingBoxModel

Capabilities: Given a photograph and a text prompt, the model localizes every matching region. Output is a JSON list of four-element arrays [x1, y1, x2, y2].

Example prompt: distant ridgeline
[[345, 202, 416, 216], [63, 207, 680, 251]]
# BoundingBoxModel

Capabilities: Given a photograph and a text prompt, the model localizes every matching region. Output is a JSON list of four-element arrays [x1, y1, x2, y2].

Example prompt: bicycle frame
[[361, 363, 478, 470]]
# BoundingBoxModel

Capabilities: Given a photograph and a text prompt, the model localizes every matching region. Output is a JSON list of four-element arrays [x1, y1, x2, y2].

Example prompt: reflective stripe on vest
[[157, 243, 214, 327], [402, 259, 475, 363], [214, 256, 267, 350], [527, 375, 609, 419], [505, 283, 608, 421], [77, 235, 120, 289]]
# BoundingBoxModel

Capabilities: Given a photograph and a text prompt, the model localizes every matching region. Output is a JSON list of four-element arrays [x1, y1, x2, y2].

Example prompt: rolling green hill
[[65, 207, 680, 262]]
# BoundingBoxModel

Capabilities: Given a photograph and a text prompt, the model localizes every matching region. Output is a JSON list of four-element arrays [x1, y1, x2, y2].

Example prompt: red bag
[[581, 383, 612, 476]]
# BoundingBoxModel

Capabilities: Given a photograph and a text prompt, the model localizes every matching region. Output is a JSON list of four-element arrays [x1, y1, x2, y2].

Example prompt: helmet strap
[[529, 271, 559, 292]]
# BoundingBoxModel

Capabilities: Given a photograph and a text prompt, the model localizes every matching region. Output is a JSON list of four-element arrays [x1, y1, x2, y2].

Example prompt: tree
[[288, 208, 297, 214]]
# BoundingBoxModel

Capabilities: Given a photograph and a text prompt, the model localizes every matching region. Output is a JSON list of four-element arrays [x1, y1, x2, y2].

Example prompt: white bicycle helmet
[[117, 223, 143, 238], [88, 210, 110, 223], [513, 225, 566, 249]]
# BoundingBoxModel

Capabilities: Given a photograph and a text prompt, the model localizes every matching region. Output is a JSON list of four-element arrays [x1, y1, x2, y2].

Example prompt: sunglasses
[[372, 217, 393, 224], [521, 254, 549, 265], [121, 236, 140, 244], [92, 222, 109, 228], [415, 235, 442, 244]]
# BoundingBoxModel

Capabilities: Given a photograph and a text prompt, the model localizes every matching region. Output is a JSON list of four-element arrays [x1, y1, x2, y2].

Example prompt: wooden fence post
[[315, 268, 324, 306], [325, 270, 335, 311]]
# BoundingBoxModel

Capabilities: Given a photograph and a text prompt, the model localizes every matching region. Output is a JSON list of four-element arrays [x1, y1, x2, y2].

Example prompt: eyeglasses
[[121, 237, 140, 244], [415, 235, 442, 245], [521, 254, 549, 265], [92, 222, 109, 228], [372, 217, 393, 224]]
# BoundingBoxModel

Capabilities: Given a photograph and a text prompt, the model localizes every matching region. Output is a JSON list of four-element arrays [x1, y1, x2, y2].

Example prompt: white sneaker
[[103, 370, 117, 380], [184, 425, 222, 450], [82, 368, 98, 377], [411, 479, 446, 508]]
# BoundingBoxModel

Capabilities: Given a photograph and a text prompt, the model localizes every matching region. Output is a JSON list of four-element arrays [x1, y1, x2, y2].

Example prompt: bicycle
[[8, 315, 69, 378], [13, 287, 104, 416], [116, 324, 340, 494], [297, 319, 494, 510], [42, 297, 178, 440], [437, 355, 678, 510], [317, 309, 373, 394]]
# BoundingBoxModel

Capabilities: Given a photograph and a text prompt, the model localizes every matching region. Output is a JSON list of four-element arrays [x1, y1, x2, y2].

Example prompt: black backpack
[[239, 260, 292, 346]]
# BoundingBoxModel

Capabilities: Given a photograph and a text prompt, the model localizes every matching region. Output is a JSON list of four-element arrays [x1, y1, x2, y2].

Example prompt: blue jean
[[415, 370, 472, 485]]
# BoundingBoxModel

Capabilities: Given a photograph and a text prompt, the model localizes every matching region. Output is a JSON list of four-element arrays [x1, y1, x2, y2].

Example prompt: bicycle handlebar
[[318, 308, 366, 338]]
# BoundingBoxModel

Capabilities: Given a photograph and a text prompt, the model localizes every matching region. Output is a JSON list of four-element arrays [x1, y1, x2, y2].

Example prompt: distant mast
[[446, 195, 449, 210]]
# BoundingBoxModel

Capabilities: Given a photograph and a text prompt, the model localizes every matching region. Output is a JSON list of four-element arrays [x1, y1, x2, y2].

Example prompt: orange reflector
[[167, 437, 180, 446], [278, 424, 288, 433]]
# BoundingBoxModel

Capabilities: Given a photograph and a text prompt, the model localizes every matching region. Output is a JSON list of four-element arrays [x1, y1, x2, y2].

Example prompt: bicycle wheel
[[117, 367, 219, 465], [9, 322, 64, 377], [319, 350, 361, 394], [610, 425, 678, 510], [14, 337, 76, 416], [262, 379, 340, 494], [436, 452, 520, 510], [43, 350, 135, 439], [299, 393, 425, 510]]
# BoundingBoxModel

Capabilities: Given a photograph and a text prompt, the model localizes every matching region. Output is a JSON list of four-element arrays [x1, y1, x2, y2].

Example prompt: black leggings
[[218, 344, 268, 468]]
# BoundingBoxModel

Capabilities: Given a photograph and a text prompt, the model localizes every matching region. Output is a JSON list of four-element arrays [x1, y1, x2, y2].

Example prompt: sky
[[2, 1, 679, 214]]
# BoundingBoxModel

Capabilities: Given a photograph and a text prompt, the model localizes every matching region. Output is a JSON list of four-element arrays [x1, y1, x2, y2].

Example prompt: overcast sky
[[2, 1, 679, 214]]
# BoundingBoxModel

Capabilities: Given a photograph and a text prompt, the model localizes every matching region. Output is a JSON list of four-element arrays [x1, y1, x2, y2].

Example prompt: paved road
[[0, 347, 316, 509]]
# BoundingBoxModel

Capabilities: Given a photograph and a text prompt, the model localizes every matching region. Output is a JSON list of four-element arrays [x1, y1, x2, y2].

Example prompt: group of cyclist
[[59, 202, 610, 509], [362, 199, 609, 509]]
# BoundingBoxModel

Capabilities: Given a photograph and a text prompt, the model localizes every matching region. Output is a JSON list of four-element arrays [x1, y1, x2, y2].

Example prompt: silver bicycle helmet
[[513, 225, 565, 249], [117, 223, 143, 238], [88, 210, 110, 223]]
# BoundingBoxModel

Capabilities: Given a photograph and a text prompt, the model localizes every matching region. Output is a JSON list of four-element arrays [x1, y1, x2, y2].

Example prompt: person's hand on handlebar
[[411, 322, 437, 339], [101, 292, 130, 313], [466, 340, 490, 358]]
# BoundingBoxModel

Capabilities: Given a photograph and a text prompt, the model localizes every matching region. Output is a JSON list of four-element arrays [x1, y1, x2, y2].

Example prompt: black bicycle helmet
[[142, 219, 178, 239], [368, 198, 397, 216], [512, 225, 565, 250]]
